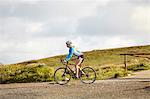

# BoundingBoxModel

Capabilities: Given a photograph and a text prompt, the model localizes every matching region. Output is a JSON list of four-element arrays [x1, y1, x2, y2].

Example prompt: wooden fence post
[[124, 55, 127, 71]]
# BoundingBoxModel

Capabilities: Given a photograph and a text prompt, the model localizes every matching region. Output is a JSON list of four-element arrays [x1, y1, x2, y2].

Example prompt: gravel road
[[0, 70, 150, 99]]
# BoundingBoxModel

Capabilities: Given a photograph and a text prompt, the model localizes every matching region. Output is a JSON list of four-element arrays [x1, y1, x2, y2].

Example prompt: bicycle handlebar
[[60, 59, 68, 65], [60, 58, 75, 66]]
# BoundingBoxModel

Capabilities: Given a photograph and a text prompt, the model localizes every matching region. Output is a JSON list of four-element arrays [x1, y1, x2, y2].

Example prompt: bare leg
[[76, 57, 83, 78]]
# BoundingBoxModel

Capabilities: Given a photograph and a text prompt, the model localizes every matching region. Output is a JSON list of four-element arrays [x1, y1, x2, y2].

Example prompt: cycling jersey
[[65, 47, 83, 61]]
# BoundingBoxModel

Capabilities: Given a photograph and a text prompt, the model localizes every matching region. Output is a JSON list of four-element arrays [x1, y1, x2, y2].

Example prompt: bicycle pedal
[[65, 71, 70, 74], [72, 76, 77, 79], [81, 73, 84, 75]]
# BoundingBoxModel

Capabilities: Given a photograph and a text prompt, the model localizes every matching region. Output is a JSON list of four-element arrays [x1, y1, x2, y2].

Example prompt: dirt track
[[0, 71, 150, 99]]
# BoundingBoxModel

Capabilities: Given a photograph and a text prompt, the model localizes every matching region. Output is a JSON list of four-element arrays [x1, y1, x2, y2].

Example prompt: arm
[[65, 48, 74, 61]]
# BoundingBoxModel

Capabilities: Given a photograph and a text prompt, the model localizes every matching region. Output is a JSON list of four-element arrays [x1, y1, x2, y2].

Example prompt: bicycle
[[54, 59, 96, 85]]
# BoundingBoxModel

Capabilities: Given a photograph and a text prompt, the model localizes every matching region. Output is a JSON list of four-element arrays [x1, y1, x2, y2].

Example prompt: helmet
[[66, 40, 72, 47], [66, 40, 72, 45]]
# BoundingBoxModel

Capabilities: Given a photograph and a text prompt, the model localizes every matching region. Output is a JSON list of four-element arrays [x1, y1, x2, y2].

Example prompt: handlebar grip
[[60, 59, 68, 65]]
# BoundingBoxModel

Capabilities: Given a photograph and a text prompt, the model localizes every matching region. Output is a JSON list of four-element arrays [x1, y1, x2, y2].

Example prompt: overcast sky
[[0, 0, 150, 64]]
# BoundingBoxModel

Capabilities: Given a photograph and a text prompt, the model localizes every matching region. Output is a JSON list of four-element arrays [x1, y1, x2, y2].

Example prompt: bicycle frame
[[61, 61, 77, 78]]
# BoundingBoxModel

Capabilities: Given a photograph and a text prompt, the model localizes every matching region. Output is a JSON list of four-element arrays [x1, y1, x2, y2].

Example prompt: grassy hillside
[[0, 45, 150, 83]]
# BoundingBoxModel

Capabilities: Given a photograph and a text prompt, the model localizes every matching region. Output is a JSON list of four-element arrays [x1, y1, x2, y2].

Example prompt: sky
[[0, 0, 150, 64]]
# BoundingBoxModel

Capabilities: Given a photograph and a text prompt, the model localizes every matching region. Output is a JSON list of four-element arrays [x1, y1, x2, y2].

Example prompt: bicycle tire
[[80, 67, 96, 84], [54, 67, 71, 85]]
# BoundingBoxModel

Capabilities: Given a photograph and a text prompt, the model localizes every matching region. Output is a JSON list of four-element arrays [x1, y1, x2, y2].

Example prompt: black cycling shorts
[[78, 55, 84, 63]]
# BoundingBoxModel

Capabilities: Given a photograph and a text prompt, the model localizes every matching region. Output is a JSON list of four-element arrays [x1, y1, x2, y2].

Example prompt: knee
[[76, 65, 80, 69]]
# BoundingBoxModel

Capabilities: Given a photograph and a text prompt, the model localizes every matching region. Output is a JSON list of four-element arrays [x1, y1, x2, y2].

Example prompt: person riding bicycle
[[64, 41, 84, 78]]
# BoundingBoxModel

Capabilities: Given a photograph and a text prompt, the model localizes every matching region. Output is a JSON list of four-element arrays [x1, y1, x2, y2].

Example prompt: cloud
[[129, 0, 150, 6], [0, 36, 68, 64], [0, 0, 105, 38], [0, 0, 102, 21], [76, 0, 150, 44], [0, 17, 43, 42], [131, 6, 150, 33]]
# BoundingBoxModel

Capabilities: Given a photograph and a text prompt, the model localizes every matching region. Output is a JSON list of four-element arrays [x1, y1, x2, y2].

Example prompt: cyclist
[[64, 41, 84, 78]]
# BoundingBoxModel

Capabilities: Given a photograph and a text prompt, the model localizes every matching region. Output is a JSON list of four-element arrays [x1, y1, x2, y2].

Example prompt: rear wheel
[[80, 67, 96, 84], [54, 67, 71, 85]]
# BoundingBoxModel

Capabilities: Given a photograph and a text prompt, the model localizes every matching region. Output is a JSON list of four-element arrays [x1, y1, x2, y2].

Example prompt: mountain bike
[[54, 59, 96, 85]]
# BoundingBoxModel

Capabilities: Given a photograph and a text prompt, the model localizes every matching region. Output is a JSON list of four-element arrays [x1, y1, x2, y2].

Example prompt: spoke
[[80, 67, 96, 84], [54, 68, 71, 85]]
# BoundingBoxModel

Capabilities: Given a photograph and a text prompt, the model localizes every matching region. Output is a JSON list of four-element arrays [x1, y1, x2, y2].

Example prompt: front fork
[[62, 68, 67, 77]]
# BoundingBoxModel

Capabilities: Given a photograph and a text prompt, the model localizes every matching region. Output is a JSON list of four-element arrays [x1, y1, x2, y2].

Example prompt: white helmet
[[66, 40, 72, 47], [66, 40, 72, 45]]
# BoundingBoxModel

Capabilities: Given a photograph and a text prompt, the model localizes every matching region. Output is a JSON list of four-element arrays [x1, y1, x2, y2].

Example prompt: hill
[[15, 45, 150, 67], [0, 45, 150, 83]]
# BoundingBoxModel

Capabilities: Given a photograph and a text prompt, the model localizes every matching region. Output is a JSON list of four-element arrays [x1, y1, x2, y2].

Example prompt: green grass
[[0, 45, 150, 83], [127, 63, 150, 71], [0, 64, 54, 84], [96, 66, 128, 79]]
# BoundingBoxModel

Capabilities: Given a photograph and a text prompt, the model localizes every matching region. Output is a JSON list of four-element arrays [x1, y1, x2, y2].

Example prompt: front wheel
[[80, 67, 96, 84], [54, 67, 71, 85]]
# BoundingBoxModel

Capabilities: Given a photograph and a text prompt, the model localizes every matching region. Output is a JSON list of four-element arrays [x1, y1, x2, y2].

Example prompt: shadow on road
[[134, 86, 150, 91]]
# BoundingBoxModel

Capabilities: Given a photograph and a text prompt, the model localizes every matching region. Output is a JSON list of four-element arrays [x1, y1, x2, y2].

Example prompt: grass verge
[[1, 63, 149, 84], [0, 64, 54, 84]]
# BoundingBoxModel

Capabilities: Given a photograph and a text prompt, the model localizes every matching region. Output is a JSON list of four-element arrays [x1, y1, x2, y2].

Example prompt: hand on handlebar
[[60, 59, 68, 65]]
